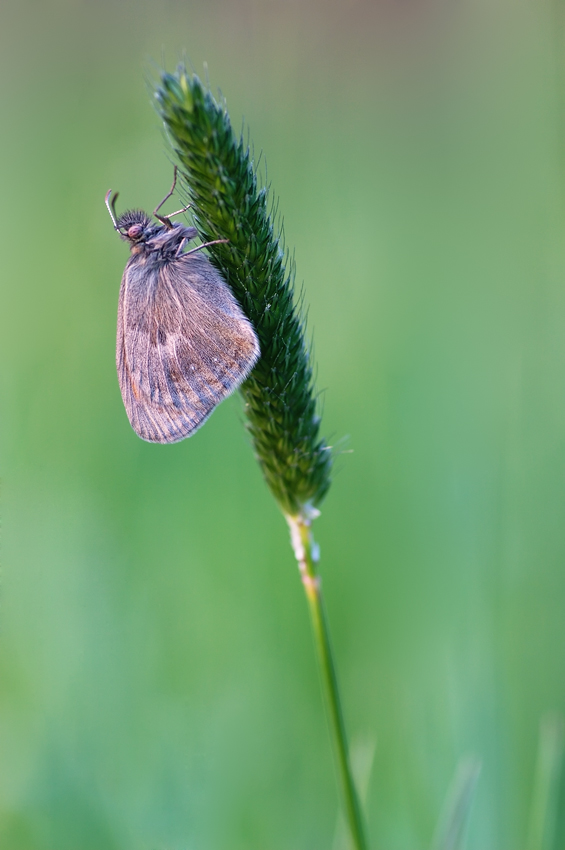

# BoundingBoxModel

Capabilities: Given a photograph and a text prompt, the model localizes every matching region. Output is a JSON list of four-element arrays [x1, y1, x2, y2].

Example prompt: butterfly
[[105, 169, 260, 443]]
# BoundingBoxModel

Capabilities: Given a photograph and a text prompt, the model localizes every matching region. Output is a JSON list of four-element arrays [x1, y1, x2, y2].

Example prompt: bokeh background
[[2, 0, 565, 848]]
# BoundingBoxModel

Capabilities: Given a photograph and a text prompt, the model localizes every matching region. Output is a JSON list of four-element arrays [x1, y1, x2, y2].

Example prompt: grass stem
[[287, 512, 369, 850]]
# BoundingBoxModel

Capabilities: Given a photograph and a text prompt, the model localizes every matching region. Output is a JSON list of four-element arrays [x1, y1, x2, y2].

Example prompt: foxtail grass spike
[[154, 68, 332, 518]]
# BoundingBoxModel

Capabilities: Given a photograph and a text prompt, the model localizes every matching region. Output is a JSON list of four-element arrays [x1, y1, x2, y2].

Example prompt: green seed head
[[155, 68, 332, 518]]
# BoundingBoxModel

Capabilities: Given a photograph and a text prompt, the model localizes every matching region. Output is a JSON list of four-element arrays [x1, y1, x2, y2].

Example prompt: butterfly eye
[[127, 224, 144, 239]]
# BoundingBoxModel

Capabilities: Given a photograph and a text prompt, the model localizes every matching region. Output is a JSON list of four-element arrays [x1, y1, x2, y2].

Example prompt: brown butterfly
[[105, 169, 260, 443]]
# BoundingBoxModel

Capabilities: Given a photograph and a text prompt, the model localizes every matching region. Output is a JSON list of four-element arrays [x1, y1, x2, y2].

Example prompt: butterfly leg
[[176, 238, 189, 257], [184, 239, 230, 256], [154, 167, 193, 227]]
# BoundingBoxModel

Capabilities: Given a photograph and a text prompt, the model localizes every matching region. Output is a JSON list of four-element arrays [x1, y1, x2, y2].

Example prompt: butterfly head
[[105, 185, 200, 261], [114, 209, 154, 245], [105, 189, 152, 239]]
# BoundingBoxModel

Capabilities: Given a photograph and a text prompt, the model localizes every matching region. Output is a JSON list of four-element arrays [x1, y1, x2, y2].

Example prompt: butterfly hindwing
[[117, 252, 259, 443]]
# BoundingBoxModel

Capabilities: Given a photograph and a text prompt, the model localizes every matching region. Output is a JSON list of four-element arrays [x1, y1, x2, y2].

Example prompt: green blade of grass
[[526, 714, 564, 850], [431, 756, 481, 850]]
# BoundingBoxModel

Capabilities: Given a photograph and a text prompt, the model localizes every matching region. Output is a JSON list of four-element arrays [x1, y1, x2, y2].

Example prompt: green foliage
[[155, 68, 332, 517]]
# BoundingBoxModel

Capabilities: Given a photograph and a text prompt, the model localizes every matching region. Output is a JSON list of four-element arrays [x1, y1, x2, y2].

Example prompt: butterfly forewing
[[117, 252, 259, 443]]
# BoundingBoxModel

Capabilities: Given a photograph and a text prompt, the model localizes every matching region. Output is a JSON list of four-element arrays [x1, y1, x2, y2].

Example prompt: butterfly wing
[[117, 252, 260, 443]]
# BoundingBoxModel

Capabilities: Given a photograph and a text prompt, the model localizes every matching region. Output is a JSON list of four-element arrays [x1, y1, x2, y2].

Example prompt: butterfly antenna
[[105, 190, 120, 231]]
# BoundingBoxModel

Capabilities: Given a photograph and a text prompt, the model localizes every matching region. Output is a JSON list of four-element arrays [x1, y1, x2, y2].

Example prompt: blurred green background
[[2, 0, 565, 848]]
